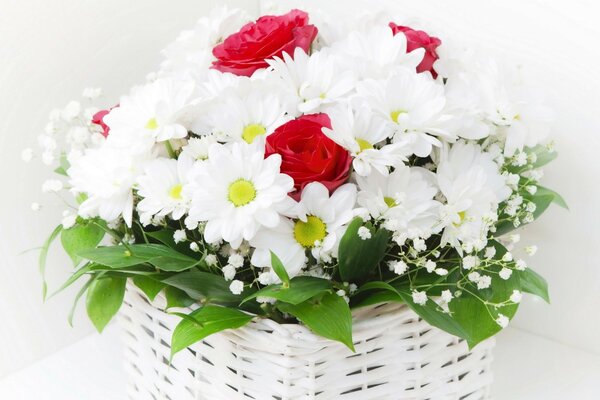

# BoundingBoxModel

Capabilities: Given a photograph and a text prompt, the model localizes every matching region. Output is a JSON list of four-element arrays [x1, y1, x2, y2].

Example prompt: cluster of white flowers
[[31, 6, 554, 328]]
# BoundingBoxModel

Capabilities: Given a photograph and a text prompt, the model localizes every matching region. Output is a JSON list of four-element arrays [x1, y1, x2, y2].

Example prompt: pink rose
[[390, 23, 442, 78], [212, 10, 318, 77]]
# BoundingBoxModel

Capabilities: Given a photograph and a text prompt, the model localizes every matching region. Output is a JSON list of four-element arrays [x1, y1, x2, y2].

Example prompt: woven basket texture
[[119, 286, 494, 400]]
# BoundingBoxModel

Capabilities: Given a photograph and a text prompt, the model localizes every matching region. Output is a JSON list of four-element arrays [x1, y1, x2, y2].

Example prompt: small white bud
[[510, 290, 522, 303], [357, 226, 371, 240], [229, 280, 244, 295], [499, 268, 513, 280], [222, 265, 236, 281], [411, 290, 428, 305], [496, 314, 509, 328]]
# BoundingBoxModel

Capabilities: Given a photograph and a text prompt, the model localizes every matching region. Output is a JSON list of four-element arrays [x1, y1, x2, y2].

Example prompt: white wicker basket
[[119, 286, 495, 400]]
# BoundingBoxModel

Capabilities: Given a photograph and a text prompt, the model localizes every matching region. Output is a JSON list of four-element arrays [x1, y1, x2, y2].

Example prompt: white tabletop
[[1, 325, 599, 399]]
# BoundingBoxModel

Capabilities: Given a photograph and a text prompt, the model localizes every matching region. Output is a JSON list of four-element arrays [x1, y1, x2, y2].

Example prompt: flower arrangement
[[31, 6, 566, 356]]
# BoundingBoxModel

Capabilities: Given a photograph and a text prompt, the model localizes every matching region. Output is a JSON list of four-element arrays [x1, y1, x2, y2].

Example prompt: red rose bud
[[389, 23, 441, 78], [91, 109, 111, 138], [212, 9, 318, 77], [266, 114, 352, 199]]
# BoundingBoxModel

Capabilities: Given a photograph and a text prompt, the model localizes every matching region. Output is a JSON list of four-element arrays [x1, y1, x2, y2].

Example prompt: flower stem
[[164, 140, 176, 158]]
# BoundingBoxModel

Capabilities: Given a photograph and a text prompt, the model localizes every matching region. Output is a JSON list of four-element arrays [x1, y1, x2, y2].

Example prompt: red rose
[[389, 23, 442, 78], [212, 9, 318, 77], [91, 109, 112, 137], [266, 114, 352, 199]]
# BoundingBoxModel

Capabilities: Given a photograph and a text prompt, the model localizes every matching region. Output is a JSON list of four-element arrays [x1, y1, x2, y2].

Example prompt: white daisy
[[196, 79, 291, 143], [436, 142, 510, 251], [330, 26, 425, 79], [355, 69, 455, 157], [180, 135, 217, 161], [68, 146, 149, 227], [322, 105, 410, 176], [185, 142, 294, 248], [267, 48, 355, 114], [356, 166, 441, 240], [104, 77, 195, 152], [136, 156, 193, 226], [250, 182, 357, 281]]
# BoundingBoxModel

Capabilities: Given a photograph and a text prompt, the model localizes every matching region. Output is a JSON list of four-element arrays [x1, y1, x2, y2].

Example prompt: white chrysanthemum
[[180, 135, 217, 161], [331, 26, 424, 79], [436, 142, 510, 251], [250, 182, 357, 281], [322, 105, 409, 176], [356, 166, 441, 240], [438, 46, 552, 153], [159, 6, 249, 81], [136, 157, 193, 226], [185, 142, 294, 248], [198, 80, 291, 143], [68, 146, 149, 226], [355, 69, 454, 157], [267, 48, 355, 114], [104, 78, 195, 151]]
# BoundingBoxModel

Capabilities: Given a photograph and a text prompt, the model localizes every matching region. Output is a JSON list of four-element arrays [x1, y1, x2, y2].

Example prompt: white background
[[0, 0, 598, 385]]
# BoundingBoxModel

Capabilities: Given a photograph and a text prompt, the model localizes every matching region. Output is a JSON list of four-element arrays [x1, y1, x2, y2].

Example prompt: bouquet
[[31, 6, 565, 356]]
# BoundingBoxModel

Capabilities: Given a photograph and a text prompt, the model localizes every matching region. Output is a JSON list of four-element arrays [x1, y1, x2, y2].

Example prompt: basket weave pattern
[[119, 286, 494, 400]]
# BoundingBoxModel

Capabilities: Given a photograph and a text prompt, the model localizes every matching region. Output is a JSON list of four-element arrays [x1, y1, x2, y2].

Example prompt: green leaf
[[162, 270, 245, 305], [54, 152, 70, 176], [77, 244, 199, 271], [170, 306, 253, 358], [397, 290, 471, 342], [39, 225, 63, 300], [351, 281, 404, 309], [242, 276, 332, 305], [277, 293, 355, 351], [518, 267, 550, 303], [351, 290, 403, 309], [338, 218, 391, 282], [270, 251, 290, 285], [86, 275, 127, 332], [68, 274, 98, 327], [448, 242, 521, 348], [536, 186, 568, 210], [528, 145, 558, 169], [61, 222, 105, 265], [50, 263, 94, 299], [133, 276, 166, 301], [164, 286, 195, 309]]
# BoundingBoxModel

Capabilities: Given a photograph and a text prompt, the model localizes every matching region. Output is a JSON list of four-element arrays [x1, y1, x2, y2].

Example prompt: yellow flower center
[[293, 215, 327, 248], [384, 196, 397, 208], [228, 179, 256, 207], [356, 138, 374, 153], [454, 211, 468, 227], [242, 124, 267, 144], [145, 117, 159, 130], [169, 184, 183, 200], [390, 109, 407, 123]]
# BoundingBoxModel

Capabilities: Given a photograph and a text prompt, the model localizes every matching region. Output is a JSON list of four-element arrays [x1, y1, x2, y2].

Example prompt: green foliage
[[170, 306, 253, 358], [162, 270, 246, 305], [164, 286, 196, 309], [86, 275, 127, 332], [338, 218, 391, 282], [61, 221, 105, 265], [270, 251, 290, 285], [39, 225, 63, 300], [518, 267, 550, 303], [277, 293, 355, 351], [133, 275, 166, 301], [77, 243, 200, 271], [242, 276, 332, 305]]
